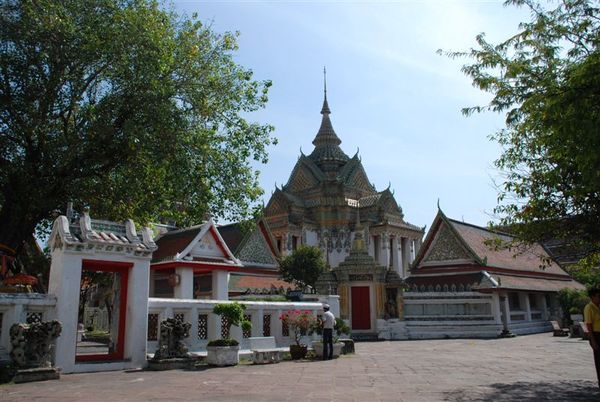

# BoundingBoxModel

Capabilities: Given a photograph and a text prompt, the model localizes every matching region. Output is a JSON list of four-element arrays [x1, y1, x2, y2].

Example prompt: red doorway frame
[[76, 259, 131, 362]]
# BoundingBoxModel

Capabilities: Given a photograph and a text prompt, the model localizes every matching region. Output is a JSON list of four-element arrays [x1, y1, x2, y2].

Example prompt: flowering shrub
[[279, 310, 318, 346]]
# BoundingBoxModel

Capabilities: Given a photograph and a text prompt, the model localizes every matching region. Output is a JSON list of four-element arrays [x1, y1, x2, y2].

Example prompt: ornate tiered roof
[[308, 76, 349, 168], [267, 87, 415, 228]]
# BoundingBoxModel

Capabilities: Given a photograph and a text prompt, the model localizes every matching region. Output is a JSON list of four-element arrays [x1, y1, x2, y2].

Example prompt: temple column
[[212, 270, 229, 300], [391, 236, 401, 275], [491, 292, 502, 325], [396, 290, 404, 320], [540, 294, 549, 320], [338, 283, 349, 319], [415, 237, 422, 257], [378, 233, 390, 268], [522, 293, 532, 321], [375, 284, 386, 319], [503, 293, 512, 326], [367, 234, 375, 257], [174, 267, 193, 299], [401, 237, 410, 275]]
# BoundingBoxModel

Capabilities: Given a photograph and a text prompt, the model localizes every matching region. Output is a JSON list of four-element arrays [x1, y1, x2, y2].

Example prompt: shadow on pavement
[[445, 380, 600, 402]]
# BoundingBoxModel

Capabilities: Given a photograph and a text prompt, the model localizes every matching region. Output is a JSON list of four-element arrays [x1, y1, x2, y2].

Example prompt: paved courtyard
[[1, 333, 598, 401]]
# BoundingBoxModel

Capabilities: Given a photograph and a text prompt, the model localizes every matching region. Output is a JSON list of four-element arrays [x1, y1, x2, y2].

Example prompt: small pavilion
[[150, 218, 284, 300]]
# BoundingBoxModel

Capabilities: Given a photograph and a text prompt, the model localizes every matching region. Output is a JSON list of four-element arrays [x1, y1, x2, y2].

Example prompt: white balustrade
[[146, 298, 326, 353], [0, 293, 57, 360]]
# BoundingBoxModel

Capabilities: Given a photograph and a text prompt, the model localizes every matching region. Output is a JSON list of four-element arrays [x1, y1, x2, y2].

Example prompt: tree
[[557, 288, 589, 323], [0, 0, 275, 262], [565, 254, 600, 287], [445, 0, 600, 264], [279, 246, 325, 291], [210, 302, 251, 345]]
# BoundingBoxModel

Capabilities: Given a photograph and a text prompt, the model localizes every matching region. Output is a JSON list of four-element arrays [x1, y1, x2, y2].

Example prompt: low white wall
[[404, 291, 495, 321], [0, 293, 57, 360], [146, 298, 333, 354], [383, 291, 552, 339], [401, 291, 502, 339]]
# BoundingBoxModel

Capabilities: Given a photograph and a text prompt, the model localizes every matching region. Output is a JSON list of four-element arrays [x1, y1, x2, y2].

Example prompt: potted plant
[[207, 302, 251, 366], [312, 317, 351, 358], [279, 310, 318, 359]]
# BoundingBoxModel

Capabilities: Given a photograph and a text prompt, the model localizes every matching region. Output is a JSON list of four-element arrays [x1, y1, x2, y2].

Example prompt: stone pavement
[[1, 333, 599, 401]]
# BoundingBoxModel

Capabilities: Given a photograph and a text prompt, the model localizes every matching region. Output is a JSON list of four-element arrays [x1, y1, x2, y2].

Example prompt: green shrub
[[207, 338, 239, 347], [211, 302, 251, 343], [558, 288, 589, 323]]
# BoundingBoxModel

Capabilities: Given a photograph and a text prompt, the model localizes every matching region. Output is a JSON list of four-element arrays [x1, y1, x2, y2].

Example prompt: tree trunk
[[0, 197, 45, 270]]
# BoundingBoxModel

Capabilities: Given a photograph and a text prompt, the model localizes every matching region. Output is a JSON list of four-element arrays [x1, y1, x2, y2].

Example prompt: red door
[[351, 286, 371, 330]]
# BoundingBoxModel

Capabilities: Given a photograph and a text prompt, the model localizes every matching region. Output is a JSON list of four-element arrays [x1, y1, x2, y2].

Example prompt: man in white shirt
[[322, 304, 335, 360]]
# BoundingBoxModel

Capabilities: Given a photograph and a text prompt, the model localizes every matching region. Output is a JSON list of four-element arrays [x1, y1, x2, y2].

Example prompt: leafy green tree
[[279, 246, 325, 291], [209, 302, 251, 346], [444, 0, 600, 262], [557, 288, 589, 323], [565, 254, 600, 287], [0, 0, 275, 261]]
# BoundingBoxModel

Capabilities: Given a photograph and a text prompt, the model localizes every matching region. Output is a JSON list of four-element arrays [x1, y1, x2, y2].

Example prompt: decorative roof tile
[[49, 212, 156, 257], [447, 218, 570, 275]]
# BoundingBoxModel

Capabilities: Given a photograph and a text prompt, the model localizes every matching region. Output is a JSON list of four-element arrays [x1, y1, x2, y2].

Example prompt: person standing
[[584, 287, 600, 388], [322, 304, 335, 360]]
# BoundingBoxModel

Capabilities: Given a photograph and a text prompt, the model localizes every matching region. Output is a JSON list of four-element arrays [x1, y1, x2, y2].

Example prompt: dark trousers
[[593, 332, 600, 387], [322, 328, 333, 360]]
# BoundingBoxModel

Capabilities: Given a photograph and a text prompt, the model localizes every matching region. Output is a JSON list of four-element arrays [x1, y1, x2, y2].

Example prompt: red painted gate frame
[[76, 259, 131, 362]]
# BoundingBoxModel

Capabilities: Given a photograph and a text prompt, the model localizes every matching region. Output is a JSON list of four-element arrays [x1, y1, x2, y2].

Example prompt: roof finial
[[320, 66, 331, 115]]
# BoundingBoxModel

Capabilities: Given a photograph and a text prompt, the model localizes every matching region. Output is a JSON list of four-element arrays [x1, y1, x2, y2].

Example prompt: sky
[[173, 0, 531, 230]]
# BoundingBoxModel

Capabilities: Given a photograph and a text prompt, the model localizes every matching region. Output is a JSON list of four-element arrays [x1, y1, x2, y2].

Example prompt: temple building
[[263, 83, 424, 278], [262, 81, 423, 334], [406, 209, 585, 336]]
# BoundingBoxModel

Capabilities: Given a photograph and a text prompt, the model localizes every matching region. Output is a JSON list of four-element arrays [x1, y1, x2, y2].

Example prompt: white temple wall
[[0, 294, 56, 361], [304, 230, 319, 247], [327, 250, 347, 268]]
